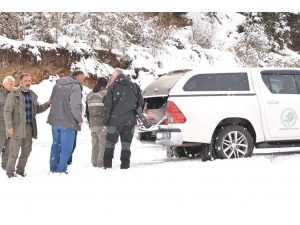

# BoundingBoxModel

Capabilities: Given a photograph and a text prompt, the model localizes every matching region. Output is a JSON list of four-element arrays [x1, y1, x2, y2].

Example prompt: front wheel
[[214, 125, 254, 159]]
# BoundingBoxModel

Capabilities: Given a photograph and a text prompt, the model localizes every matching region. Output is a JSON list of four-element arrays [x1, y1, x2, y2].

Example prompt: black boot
[[120, 150, 131, 169], [103, 148, 114, 168]]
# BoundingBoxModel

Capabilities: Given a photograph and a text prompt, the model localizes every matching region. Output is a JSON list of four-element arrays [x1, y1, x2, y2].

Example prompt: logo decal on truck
[[281, 108, 297, 128]]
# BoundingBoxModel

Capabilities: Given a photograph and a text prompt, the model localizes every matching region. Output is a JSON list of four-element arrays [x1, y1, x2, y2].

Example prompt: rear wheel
[[214, 125, 254, 159]]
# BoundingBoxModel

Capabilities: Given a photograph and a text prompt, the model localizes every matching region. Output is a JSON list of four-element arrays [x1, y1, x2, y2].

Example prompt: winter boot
[[103, 148, 114, 168], [120, 150, 131, 169]]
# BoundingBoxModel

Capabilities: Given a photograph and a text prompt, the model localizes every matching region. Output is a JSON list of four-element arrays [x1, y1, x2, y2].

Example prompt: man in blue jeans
[[47, 71, 85, 174]]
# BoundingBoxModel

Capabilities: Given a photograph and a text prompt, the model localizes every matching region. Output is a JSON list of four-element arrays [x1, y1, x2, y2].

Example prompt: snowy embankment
[[1, 80, 300, 224]]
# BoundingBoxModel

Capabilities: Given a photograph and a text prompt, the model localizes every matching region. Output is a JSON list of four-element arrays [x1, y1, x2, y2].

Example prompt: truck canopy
[[142, 69, 192, 98]]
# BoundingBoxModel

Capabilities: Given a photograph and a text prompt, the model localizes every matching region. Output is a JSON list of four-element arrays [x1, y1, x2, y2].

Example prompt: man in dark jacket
[[103, 68, 143, 169], [47, 70, 85, 174], [86, 77, 108, 167], [0, 76, 15, 170]]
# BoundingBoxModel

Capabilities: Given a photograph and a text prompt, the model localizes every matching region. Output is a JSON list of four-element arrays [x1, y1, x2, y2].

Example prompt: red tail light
[[167, 101, 186, 123]]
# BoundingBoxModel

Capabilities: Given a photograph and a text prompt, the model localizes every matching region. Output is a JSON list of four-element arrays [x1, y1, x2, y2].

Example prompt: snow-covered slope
[[2, 12, 300, 90]]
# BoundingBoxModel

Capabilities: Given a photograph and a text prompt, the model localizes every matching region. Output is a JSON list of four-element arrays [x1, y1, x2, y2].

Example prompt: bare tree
[[234, 23, 270, 67], [0, 12, 24, 40], [189, 13, 217, 48], [55, 12, 61, 42]]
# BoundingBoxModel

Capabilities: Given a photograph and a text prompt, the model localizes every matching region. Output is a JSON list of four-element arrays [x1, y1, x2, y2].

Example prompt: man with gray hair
[[103, 68, 144, 169], [0, 76, 15, 170], [4, 73, 51, 178]]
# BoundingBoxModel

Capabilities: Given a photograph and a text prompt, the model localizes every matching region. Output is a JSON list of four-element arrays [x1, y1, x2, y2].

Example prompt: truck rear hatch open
[[140, 69, 192, 131]]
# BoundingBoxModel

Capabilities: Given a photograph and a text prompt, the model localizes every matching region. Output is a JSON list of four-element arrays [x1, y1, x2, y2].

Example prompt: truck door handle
[[267, 100, 279, 104]]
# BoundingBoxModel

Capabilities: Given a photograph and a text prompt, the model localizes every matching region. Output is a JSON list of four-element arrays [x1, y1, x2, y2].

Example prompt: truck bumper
[[155, 129, 183, 146]]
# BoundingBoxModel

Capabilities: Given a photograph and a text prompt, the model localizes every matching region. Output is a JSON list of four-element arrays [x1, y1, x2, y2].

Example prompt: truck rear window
[[183, 73, 250, 91]]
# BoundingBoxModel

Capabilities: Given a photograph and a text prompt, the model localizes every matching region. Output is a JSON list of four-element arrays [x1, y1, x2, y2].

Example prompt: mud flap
[[166, 145, 173, 158], [202, 144, 214, 162]]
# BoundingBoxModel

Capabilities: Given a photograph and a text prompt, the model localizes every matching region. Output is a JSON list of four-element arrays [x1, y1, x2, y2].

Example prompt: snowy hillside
[[1, 12, 300, 90]]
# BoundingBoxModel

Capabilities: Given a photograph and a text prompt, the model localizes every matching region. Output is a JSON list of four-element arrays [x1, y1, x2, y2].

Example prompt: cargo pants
[[0, 135, 10, 170], [91, 127, 107, 167], [103, 125, 135, 169], [6, 124, 33, 177]]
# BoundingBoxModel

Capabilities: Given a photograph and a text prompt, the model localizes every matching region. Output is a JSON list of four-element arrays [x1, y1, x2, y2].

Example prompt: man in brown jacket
[[0, 76, 15, 170], [86, 77, 108, 167], [4, 73, 51, 178]]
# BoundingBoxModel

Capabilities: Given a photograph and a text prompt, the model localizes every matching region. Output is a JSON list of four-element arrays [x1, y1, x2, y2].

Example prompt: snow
[[73, 56, 114, 77], [119, 13, 247, 74], [0, 35, 57, 52], [214, 12, 246, 44]]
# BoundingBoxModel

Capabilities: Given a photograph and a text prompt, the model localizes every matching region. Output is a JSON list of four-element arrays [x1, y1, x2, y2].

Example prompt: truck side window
[[183, 73, 250, 91], [262, 74, 299, 94]]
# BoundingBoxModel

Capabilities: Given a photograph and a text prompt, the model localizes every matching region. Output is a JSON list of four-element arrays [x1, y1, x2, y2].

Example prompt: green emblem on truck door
[[281, 108, 297, 127]]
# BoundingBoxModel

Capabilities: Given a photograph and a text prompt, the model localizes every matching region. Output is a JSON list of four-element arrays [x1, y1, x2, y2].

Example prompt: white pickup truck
[[141, 68, 300, 161]]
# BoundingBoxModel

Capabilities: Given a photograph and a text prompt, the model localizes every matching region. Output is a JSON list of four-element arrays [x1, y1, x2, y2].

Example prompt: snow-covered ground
[[1, 80, 300, 225]]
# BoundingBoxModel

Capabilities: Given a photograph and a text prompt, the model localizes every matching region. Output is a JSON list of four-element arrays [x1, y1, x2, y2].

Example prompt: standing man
[[47, 70, 84, 174], [67, 67, 82, 165], [86, 77, 108, 168], [0, 76, 15, 170], [103, 68, 143, 169], [4, 73, 51, 178]]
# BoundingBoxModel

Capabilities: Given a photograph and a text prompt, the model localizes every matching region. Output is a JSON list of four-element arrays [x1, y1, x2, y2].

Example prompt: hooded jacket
[[103, 74, 139, 126], [47, 76, 83, 131]]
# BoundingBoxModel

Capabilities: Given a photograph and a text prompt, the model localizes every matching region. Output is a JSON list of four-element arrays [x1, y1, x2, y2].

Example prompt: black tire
[[213, 125, 254, 159], [137, 132, 156, 141]]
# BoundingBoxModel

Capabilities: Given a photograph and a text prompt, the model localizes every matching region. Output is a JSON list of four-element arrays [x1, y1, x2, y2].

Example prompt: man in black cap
[[85, 77, 108, 167]]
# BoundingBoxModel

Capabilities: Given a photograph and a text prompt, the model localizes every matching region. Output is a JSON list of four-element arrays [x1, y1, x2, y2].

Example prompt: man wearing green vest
[[86, 77, 108, 167]]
